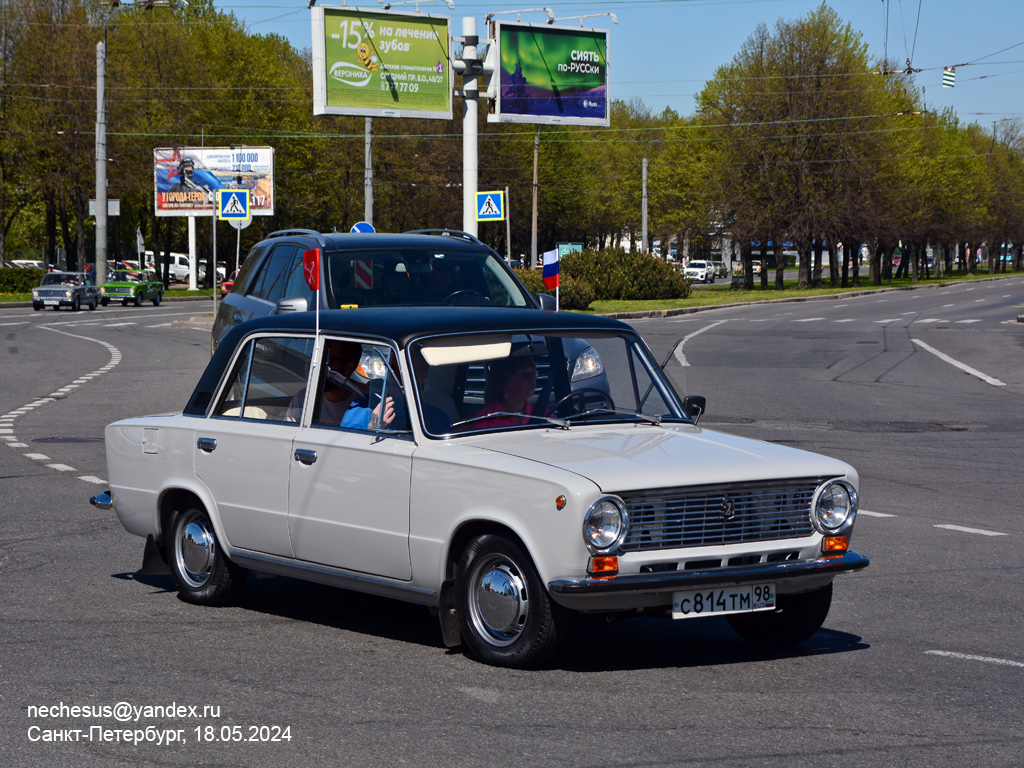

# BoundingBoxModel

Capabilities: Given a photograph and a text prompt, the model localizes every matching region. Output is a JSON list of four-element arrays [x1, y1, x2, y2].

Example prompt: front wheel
[[168, 505, 246, 606], [455, 533, 566, 668], [71, 296, 80, 312], [101, 298, 109, 307], [134, 293, 142, 307], [727, 582, 833, 646]]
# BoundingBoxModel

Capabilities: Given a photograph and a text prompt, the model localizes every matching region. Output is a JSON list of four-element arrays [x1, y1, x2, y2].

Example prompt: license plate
[[44, 300, 59, 306], [672, 583, 775, 619]]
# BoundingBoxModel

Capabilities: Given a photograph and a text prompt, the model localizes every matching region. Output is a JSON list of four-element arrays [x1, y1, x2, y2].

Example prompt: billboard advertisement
[[312, 6, 452, 119], [489, 21, 609, 126], [154, 147, 274, 217]]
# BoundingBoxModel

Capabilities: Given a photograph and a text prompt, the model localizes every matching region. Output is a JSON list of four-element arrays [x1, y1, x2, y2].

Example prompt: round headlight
[[813, 481, 857, 532], [583, 497, 627, 553]]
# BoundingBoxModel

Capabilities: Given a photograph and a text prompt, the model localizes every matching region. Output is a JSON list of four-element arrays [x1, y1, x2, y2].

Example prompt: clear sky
[[213, 0, 1024, 125]]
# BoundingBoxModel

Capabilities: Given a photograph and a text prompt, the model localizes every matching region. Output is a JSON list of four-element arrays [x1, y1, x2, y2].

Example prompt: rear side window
[[230, 245, 268, 297], [249, 245, 297, 301], [213, 336, 315, 423]]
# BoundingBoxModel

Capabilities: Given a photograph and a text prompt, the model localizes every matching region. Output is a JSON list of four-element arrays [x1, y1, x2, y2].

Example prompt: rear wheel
[[152, 292, 162, 306], [455, 533, 566, 668], [88, 297, 97, 310], [727, 583, 833, 646], [168, 505, 246, 606]]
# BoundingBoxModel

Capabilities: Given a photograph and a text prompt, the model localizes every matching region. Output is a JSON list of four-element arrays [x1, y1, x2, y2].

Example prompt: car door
[[194, 334, 315, 557], [287, 340, 414, 580]]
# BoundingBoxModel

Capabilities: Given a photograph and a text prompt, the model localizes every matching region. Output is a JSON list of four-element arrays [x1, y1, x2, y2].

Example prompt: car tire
[[168, 505, 247, 606], [71, 296, 80, 312], [89, 297, 97, 310], [101, 298, 109, 307], [455, 533, 566, 668], [727, 582, 833, 647], [134, 294, 142, 307], [33, 303, 41, 311], [152, 293, 162, 306]]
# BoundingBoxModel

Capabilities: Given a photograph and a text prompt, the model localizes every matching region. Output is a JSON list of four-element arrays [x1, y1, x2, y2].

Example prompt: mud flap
[[141, 534, 170, 576], [437, 579, 461, 648]]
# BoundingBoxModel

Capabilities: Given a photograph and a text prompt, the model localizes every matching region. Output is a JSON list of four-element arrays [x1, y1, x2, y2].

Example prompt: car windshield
[[112, 271, 142, 282], [323, 246, 530, 309], [689, 261, 707, 269], [405, 330, 688, 437], [41, 273, 76, 285]]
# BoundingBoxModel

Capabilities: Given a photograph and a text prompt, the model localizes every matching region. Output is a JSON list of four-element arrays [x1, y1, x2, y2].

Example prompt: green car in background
[[99, 270, 164, 307]]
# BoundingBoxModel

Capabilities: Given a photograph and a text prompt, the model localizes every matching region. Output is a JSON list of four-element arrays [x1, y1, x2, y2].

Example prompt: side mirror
[[275, 296, 308, 314], [537, 293, 556, 311], [682, 395, 706, 424]]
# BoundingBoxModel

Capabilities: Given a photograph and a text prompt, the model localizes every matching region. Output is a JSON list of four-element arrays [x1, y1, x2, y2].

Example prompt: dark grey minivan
[[213, 229, 552, 351]]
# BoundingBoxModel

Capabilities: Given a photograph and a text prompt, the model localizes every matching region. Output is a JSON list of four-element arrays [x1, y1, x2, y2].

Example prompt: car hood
[[464, 424, 853, 492]]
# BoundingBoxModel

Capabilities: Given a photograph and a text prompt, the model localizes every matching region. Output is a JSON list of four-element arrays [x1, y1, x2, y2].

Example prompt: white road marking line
[[103, 322, 138, 327], [834, 318, 857, 323], [875, 319, 899, 323], [47, 464, 76, 472], [24, 453, 51, 461], [793, 317, 825, 323], [956, 319, 982, 324], [911, 339, 1005, 387], [859, 510, 895, 518], [673, 320, 729, 367], [0, 428, 12, 434], [934, 524, 1007, 537], [925, 651, 1024, 668], [78, 475, 107, 485], [913, 319, 943, 323], [943, 303, 955, 307], [8, 442, 27, 448]]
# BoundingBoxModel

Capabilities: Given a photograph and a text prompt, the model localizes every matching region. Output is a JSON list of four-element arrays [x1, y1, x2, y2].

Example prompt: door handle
[[196, 437, 217, 453], [294, 449, 317, 465]]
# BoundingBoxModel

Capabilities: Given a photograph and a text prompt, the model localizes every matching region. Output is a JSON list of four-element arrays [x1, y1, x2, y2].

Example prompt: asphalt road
[[2, 278, 1023, 767]]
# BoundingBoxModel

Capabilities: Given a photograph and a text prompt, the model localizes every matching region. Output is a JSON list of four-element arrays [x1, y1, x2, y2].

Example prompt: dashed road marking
[[859, 510, 895, 518], [934, 524, 1007, 537], [925, 651, 1024, 668], [911, 339, 1005, 387]]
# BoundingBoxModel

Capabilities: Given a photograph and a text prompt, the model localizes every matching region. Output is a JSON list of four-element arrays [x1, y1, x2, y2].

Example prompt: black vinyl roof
[[187, 308, 633, 416]]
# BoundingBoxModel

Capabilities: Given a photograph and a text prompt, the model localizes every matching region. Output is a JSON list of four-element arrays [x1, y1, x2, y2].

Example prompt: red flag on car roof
[[303, 248, 320, 291]]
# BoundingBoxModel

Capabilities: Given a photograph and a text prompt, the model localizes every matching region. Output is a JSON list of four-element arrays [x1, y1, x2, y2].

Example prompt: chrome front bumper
[[548, 551, 869, 610]]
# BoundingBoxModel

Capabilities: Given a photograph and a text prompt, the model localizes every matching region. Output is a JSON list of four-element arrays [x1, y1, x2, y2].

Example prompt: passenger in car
[[472, 355, 539, 428], [287, 339, 395, 429], [409, 347, 452, 434]]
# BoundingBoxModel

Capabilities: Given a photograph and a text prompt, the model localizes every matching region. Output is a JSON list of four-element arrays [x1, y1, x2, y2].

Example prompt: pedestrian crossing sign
[[218, 189, 250, 220], [476, 191, 505, 221]]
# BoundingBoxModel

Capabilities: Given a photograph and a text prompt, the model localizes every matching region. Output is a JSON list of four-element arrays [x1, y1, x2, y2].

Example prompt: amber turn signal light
[[823, 536, 848, 553], [589, 556, 618, 575]]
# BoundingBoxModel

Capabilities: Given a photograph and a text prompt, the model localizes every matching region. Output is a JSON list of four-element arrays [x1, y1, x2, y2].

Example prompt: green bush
[[561, 249, 690, 301], [0, 267, 45, 293], [558, 273, 595, 310], [513, 267, 546, 297]]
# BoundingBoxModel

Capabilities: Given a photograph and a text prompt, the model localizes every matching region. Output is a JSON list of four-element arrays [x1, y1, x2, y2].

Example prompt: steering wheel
[[550, 387, 614, 416], [443, 289, 491, 306]]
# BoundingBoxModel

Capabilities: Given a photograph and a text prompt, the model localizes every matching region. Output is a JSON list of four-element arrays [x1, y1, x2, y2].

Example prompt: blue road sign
[[350, 221, 376, 234], [218, 189, 249, 220], [476, 191, 505, 222]]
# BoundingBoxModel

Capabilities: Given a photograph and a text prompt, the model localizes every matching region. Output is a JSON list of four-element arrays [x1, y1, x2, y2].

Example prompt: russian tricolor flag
[[542, 248, 559, 290]]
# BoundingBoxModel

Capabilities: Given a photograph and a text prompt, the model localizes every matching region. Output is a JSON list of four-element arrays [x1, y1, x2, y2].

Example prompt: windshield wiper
[[565, 408, 662, 426], [452, 411, 569, 430]]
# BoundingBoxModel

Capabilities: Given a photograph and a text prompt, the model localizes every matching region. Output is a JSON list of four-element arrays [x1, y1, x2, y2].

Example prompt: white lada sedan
[[92, 307, 868, 668]]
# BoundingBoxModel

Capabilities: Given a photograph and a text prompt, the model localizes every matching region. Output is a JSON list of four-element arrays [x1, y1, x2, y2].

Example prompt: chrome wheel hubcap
[[176, 516, 214, 588], [469, 555, 529, 647]]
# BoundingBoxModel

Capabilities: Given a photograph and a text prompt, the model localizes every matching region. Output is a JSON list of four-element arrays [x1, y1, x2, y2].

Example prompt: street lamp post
[[95, 1, 184, 282]]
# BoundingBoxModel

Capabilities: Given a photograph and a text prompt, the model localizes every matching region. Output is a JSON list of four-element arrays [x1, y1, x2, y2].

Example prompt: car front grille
[[618, 477, 830, 553]]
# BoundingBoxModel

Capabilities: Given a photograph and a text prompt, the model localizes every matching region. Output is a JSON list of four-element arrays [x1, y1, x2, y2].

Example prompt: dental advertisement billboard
[[312, 6, 452, 119], [489, 21, 609, 126]]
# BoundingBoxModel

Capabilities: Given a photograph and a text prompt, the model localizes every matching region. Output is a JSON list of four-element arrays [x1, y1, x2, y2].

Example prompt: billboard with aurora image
[[489, 21, 609, 126]]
